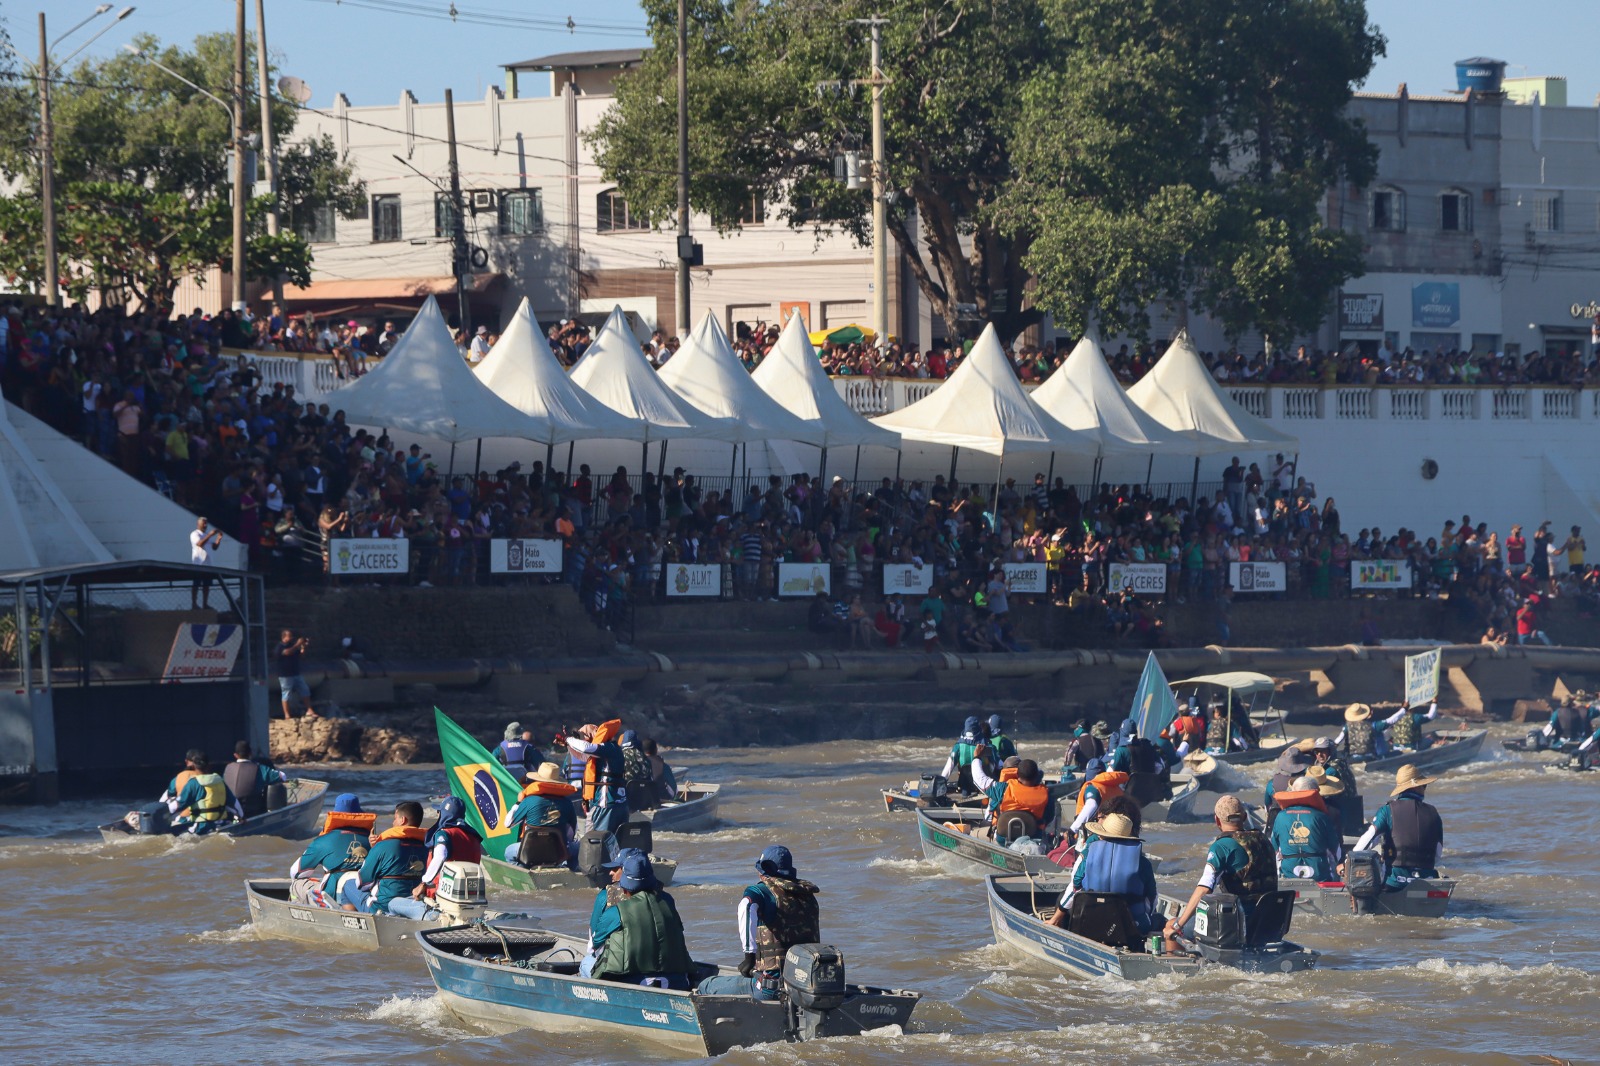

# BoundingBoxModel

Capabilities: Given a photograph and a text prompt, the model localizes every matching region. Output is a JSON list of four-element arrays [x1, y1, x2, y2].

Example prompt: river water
[[0, 727, 1591, 1065]]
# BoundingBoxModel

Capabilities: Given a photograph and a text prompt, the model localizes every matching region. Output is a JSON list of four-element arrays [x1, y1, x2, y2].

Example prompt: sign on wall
[[1339, 293, 1385, 331], [666, 563, 721, 598], [776, 563, 830, 598], [1412, 282, 1460, 328], [490, 538, 563, 574], [1002, 563, 1049, 594], [882, 563, 933, 595], [329, 538, 409, 575], [1107, 562, 1167, 595], [163, 624, 244, 681], [1351, 559, 1411, 589], [1228, 561, 1287, 593]]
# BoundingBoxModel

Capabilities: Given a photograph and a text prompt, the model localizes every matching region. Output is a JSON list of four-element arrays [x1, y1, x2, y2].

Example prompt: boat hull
[[914, 807, 1064, 878], [1280, 876, 1455, 918], [1358, 730, 1487, 776], [245, 878, 430, 950], [99, 779, 329, 843], [634, 785, 720, 833], [1214, 736, 1298, 766], [986, 875, 1201, 981], [482, 856, 678, 893]]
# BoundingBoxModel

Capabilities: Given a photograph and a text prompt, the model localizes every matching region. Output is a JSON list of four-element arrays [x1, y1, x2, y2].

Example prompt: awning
[[282, 274, 502, 303]]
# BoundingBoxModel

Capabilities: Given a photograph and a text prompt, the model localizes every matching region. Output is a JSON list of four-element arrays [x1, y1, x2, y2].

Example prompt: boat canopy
[[1169, 672, 1276, 698]]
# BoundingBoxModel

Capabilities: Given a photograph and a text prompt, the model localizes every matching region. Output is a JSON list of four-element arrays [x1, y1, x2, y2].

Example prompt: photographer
[[277, 629, 313, 719]]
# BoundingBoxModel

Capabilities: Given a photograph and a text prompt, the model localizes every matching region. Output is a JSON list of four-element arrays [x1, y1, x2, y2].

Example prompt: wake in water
[[366, 992, 481, 1040]]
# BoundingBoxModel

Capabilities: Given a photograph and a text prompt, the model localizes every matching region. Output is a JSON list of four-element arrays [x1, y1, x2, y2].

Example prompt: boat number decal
[[1193, 912, 1208, 936], [342, 916, 369, 930], [928, 828, 959, 849], [289, 908, 317, 923], [858, 1004, 898, 1016], [641, 1010, 669, 1024], [573, 986, 610, 1003], [990, 854, 1008, 868]]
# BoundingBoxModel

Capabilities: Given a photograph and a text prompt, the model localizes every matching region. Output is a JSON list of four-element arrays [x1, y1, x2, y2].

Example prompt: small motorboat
[[417, 924, 920, 1055], [884, 776, 1073, 815], [1169, 672, 1296, 765], [914, 807, 1067, 879], [482, 855, 679, 894], [632, 783, 720, 833], [1357, 729, 1487, 776], [100, 778, 329, 844], [1278, 875, 1455, 918]]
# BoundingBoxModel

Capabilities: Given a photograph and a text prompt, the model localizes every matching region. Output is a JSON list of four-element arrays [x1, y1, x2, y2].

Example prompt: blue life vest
[[498, 738, 533, 773], [1080, 838, 1144, 897]]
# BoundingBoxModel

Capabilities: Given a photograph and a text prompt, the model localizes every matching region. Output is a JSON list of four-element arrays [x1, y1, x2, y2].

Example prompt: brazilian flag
[[435, 708, 523, 853]]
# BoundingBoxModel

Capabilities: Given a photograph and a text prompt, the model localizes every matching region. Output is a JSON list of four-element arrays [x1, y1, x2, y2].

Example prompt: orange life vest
[[322, 810, 378, 835], [998, 779, 1051, 821], [171, 768, 199, 816], [372, 824, 429, 844], [582, 719, 623, 802], [1272, 789, 1327, 813], [519, 779, 579, 801], [1075, 771, 1129, 816]]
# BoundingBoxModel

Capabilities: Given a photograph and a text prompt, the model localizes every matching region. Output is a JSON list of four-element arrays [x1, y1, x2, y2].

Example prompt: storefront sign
[[1351, 559, 1411, 589], [776, 563, 830, 598], [666, 563, 721, 597], [1107, 562, 1167, 595], [1002, 563, 1048, 594], [489, 538, 563, 574], [1569, 301, 1600, 319], [1229, 561, 1287, 593], [163, 624, 244, 681], [1339, 293, 1385, 331], [1411, 282, 1460, 328], [882, 563, 933, 595], [329, 538, 409, 575]]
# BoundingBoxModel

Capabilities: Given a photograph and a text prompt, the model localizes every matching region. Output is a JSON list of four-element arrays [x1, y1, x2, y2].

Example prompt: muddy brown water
[[0, 729, 1592, 1065]]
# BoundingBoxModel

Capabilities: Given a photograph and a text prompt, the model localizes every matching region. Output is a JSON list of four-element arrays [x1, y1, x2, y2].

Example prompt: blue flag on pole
[[1132, 652, 1179, 740]]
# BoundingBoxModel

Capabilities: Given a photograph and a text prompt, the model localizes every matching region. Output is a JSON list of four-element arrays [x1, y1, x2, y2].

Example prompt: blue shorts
[[279, 675, 311, 700]]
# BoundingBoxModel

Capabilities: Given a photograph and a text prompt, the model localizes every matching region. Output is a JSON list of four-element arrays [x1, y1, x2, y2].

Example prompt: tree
[[0, 31, 364, 309]]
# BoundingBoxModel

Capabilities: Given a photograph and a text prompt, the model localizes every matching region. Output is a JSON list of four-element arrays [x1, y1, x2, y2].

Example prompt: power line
[[292, 0, 648, 38]]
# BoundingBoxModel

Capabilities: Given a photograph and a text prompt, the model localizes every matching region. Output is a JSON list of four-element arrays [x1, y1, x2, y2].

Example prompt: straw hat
[[1390, 763, 1440, 797], [1086, 812, 1140, 841], [1305, 765, 1345, 797], [1183, 751, 1218, 776], [1345, 703, 1373, 723], [525, 761, 566, 784], [1293, 737, 1317, 753]]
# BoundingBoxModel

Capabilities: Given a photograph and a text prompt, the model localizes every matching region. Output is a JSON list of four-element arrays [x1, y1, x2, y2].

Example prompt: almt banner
[[776, 563, 830, 598], [1351, 559, 1411, 589], [882, 563, 933, 595], [163, 624, 244, 681], [1002, 563, 1048, 594], [666, 563, 721, 597], [1404, 647, 1442, 706], [1229, 561, 1287, 593], [490, 538, 563, 574], [1338, 293, 1384, 331], [1107, 562, 1166, 595], [329, 538, 409, 575], [1411, 281, 1460, 328]]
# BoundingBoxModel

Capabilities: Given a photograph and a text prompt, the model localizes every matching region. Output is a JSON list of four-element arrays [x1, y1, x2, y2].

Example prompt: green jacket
[[592, 889, 694, 980]]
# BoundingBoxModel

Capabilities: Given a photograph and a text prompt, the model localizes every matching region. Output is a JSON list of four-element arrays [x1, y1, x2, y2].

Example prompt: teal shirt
[[1268, 804, 1340, 880], [1110, 745, 1132, 774], [990, 733, 1018, 763], [175, 776, 237, 820], [589, 885, 622, 951], [357, 835, 429, 911], [295, 827, 370, 888], [1203, 835, 1254, 888], [508, 793, 578, 838]]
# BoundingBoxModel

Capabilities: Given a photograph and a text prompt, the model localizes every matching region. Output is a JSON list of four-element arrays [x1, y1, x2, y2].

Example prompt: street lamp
[[37, 4, 136, 307]]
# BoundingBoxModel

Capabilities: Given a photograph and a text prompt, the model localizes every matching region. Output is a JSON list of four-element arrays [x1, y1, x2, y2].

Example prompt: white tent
[[1126, 330, 1298, 453], [569, 305, 640, 375], [569, 312, 739, 447], [326, 297, 543, 444], [870, 324, 1099, 457], [750, 314, 900, 450], [1030, 337, 1184, 456], [473, 298, 639, 446], [659, 312, 826, 446]]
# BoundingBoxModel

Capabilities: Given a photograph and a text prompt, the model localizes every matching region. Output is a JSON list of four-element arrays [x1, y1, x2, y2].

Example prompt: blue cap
[[599, 835, 624, 868], [619, 848, 653, 891], [963, 716, 980, 734], [620, 729, 638, 748], [333, 793, 362, 813], [988, 714, 1004, 732], [434, 796, 466, 826], [1084, 758, 1106, 777], [756, 844, 797, 880]]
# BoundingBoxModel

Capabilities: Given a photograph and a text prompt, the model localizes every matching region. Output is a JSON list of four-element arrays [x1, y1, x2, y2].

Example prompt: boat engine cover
[[1193, 893, 1246, 949], [1343, 850, 1384, 900], [784, 944, 846, 1012], [578, 831, 613, 888], [436, 861, 489, 919]]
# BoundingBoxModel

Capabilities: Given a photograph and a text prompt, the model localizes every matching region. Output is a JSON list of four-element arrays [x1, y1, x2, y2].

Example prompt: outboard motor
[[434, 861, 488, 922], [1192, 893, 1247, 950], [130, 806, 171, 835], [578, 830, 615, 888], [782, 944, 846, 1041], [919, 774, 950, 805], [1343, 849, 1384, 914]]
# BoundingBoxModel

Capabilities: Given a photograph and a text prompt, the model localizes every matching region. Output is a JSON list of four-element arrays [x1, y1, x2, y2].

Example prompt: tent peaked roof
[[569, 305, 637, 374], [750, 315, 900, 450], [1031, 337, 1183, 456], [0, 399, 114, 572], [1125, 331, 1297, 453], [326, 297, 542, 443], [658, 312, 827, 446], [569, 310, 737, 443], [473, 298, 639, 445], [870, 324, 1098, 456]]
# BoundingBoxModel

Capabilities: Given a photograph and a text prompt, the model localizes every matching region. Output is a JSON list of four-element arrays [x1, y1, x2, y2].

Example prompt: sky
[[5, 0, 1596, 110]]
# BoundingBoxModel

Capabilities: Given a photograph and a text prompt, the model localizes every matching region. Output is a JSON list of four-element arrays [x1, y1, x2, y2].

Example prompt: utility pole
[[38, 13, 58, 307], [852, 15, 890, 350], [444, 88, 471, 335], [674, 0, 690, 337], [230, 0, 248, 311], [254, 0, 282, 305]]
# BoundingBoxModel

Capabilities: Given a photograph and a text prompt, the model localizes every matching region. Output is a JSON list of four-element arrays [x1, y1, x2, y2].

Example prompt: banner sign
[[666, 563, 721, 597], [1339, 292, 1385, 331], [1405, 648, 1442, 706], [490, 538, 563, 574], [776, 563, 830, 598], [1003, 563, 1049, 594], [882, 563, 933, 595], [1107, 562, 1167, 595], [329, 538, 409, 575], [1229, 561, 1287, 594], [1411, 281, 1460, 328], [1351, 559, 1411, 589], [163, 624, 244, 681]]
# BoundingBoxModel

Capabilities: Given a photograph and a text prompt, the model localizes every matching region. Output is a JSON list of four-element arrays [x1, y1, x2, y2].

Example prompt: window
[[499, 190, 542, 236], [434, 193, 460, 239], [736, 189, 765, 226], [1470, 333, 1501, 355], [596, 189, 648, 233], [1534, 192, 1562, 232], [372, 194, 402, 242], [294, 204, 336, 244], [1371, 186, 1405, 231], [1439, 189, 1472, 232]]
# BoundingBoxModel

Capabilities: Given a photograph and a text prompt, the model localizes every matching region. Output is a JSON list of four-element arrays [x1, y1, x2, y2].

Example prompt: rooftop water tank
[[1455, 57, 1506, 93]]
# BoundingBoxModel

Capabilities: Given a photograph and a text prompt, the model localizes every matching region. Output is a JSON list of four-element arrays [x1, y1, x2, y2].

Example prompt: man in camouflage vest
[[697, 845, 821, 1000]]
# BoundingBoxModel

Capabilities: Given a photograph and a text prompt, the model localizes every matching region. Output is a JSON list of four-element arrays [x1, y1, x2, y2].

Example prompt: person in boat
[[620, 730, 656, 810], [580, 843, 627, 977], [409, 796, 483, 908], [987, 714, 1018, 763], [170, 753, 245, 834], [289, 793, 374, 905], [1337, 703, 1378, 758], [1067, 758, 1130, 842], [1171, 701, 1207, 755], [1544, 694, 1598, 745], [589, 850, 694, 990], [975, 756, 1053, 842], [493, 722, 537, 783], [1349, 765, 1445, 889], [1379, 701, 1439, 752], [1153, 730, 1181, 776], [1048, 811, 1168, 950], [1164, 794, 1278, 940], [939, 716, 991, 795], [1263, 744, 1312, 828], [565, 719, 630, 835], [1307, 736, 1355, 794], [1062, 724, 1105, 776], [339, 800, 438, 921], [223, 740, 288, 819], [505, 762, 581, 865], [1204, 700, 1249, 753], [1268, 774, 1341, 882], [642, 738, 678, 805], [697, 845, 820, 1000], [1110, 728, 1162, 778], [134, 748, 205, 830]]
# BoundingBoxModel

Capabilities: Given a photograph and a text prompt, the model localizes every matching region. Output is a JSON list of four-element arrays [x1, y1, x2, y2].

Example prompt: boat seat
[[1244, 890, 1296, 946], [995, 810, 1039, 842], [517, 826, 570, 868], [1066, 894, 1145, 951], [615, 819, 654, 856]]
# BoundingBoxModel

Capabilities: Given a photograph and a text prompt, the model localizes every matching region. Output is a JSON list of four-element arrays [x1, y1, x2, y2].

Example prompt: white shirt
[[190, 528, 212, 564]]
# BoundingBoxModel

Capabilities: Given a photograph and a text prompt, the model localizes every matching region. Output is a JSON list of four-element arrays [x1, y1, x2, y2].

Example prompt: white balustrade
[[1491, 390, 1527, 420], [1281, 389, 1321, 419], [1439, 390, 1476, 420], [1229, 388, 1268, 418], [1542, 390, 1577, 420], [1389, 389, 1426, 420], [1334, 389, 1373, 419]]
